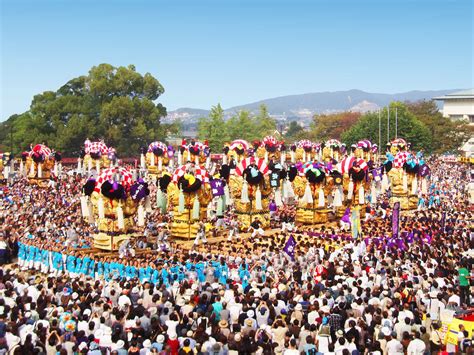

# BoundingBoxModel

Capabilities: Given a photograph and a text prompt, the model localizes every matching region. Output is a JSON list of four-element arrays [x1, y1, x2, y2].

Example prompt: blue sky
[[1, 0, 472, 120]]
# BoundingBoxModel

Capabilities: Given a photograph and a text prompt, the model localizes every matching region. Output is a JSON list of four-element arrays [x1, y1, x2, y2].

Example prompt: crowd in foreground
[[0, 160, 473, 355]]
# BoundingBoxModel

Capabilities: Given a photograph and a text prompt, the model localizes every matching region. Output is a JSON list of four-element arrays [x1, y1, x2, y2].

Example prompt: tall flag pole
[[351, 206, 361, 239], [392, 201, 400, 238], [378, 110, 381, 163], [387, 105, 390, 144], [283, 235, 297, 261], [395, 107, 398, 139]]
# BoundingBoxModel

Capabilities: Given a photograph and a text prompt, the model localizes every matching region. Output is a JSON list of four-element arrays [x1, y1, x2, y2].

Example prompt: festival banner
[[351, 207, 361, 239], [371, 167, 382, 181], [209, 179, 225, 197], [283, 235, 296, 261], [441, 211, 446, 232], [341, 207, 351, 225], [270, 172, 280, 188], [392, 201, 400, 238]]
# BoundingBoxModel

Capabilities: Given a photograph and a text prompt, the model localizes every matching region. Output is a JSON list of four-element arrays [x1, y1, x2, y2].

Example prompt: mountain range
[[163, 89, 459, 129]]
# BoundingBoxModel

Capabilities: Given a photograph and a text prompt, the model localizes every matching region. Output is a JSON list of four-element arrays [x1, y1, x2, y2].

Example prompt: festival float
[[294, 140, 317, 163], [339, 154, 370, 215], [81, 167, 150, 250], [255, 136, 286, 165], [140, 141, 174, 178], [0, 152, 13, 182], [385, 138, 429, 210], [25, 144, 59, 187], [178, 140, 211, 168], [166, 163, 212, 240], [322, 139, 343, 162], [223, 139, 250, 165], [292, 161, 336, 224], [354, 140, 375, 162], [228, 157, 272, 228], [81, 139, 117, 175]]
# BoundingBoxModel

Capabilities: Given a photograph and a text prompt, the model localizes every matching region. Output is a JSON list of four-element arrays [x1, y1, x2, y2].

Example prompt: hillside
[[164, 89, 460, 129]]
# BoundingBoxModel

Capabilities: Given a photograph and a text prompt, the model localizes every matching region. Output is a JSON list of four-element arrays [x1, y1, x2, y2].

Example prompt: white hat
[[132, 286, 139, 293], [157, 334, 165, 343], [143, 339, 151, 348], [176, 298, 186, 307], [295, 304, 303, 311], [113, 340, 125, 350], [72, 292, 79, 300], [247, 310, 255, 318], [382, 327, 391, 336], [78, 342, 88, 351], [321, 306, 330, 313], [83, 309, 91, 316], [94, 329, 104, 339], [149, 307, 158, 316]]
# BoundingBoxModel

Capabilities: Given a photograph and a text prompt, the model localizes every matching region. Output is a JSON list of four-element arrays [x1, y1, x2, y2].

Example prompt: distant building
[[433, 89, 474, 124], [460, 137, 474, 158], [167, 131, 198, 146]]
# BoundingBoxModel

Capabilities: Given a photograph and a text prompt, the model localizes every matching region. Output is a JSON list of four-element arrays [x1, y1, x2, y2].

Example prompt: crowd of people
[[0, 159, 473, 355]]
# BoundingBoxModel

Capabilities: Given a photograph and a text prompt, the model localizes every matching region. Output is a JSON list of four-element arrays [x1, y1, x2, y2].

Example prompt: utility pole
[[378, 110, 381, 159], [387, 105, 390, 144], [395, 107, 398, 139], [10, 124, 13, 152]]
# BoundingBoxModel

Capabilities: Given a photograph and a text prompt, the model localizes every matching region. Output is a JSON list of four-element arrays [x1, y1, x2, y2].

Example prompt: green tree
[[226, 110, 259, 142], [405, 100, 473, 154], [284, 121, 305, 141], [309, 112, 361, 141], [0, 63, 168, 155], [341, 102, 432, 152], [197, 104, 229, 152], [255, 104, 276, 137]]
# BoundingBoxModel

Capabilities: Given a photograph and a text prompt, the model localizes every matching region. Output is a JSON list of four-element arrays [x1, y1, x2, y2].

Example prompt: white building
[[433, 89, 474, 124], [460, 137, 474, 158]]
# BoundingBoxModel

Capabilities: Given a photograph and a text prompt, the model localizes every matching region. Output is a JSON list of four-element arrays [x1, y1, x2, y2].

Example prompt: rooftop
[[433, 89, 474, 100]]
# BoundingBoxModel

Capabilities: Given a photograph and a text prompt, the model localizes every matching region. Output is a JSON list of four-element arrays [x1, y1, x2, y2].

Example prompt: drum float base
[[391, 193, 412, 210], [93, 232, 138, 251]]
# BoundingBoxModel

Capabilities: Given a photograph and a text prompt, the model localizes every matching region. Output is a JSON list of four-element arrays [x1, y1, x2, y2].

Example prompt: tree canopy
[[309, 112, 361, 141], [341, 102, 432, 152], [198, 104, 278, 152], [306, 101, 470, 154], [404, 100, 473, 154], [0, 64, 178, 155], [1, 68, 469, 158]]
